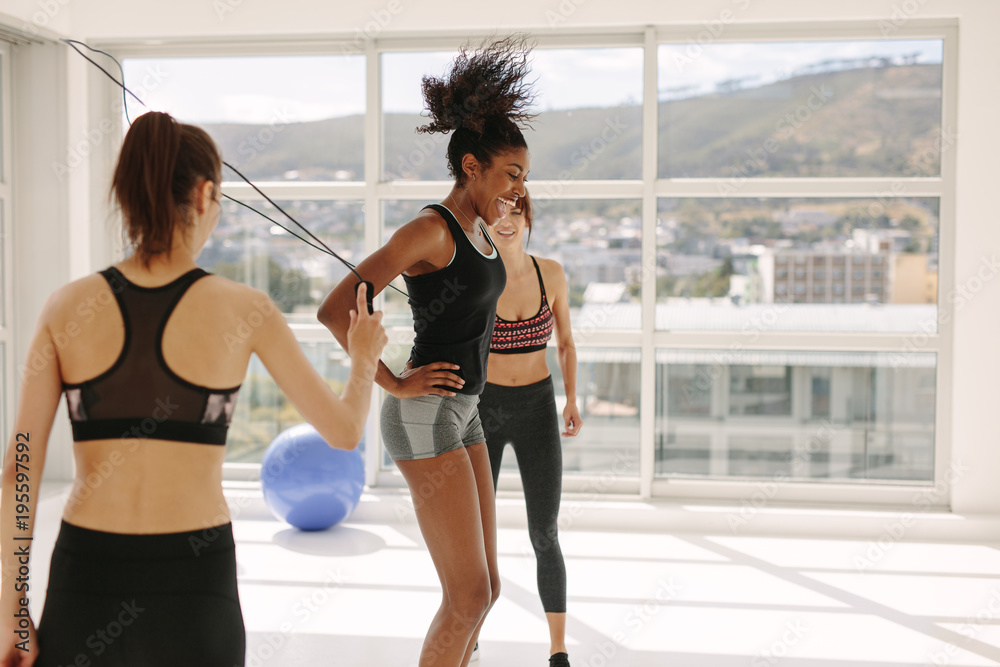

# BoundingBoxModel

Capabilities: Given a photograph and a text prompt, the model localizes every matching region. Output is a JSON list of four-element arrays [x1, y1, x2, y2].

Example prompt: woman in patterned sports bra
[[0, 111, 387, 666], [479, 191, 582, 667]]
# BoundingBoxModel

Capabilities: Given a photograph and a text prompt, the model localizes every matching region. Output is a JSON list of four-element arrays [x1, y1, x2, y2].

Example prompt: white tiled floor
[[27, 484, 1000, 667]]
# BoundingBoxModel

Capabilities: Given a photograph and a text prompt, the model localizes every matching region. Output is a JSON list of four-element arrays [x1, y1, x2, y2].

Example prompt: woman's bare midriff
[[486, 348, 549, 387], [63, 438, 229, 534]]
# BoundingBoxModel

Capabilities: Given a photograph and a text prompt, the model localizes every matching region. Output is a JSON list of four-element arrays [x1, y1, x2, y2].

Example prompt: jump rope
[[61, 38, 413, 313]]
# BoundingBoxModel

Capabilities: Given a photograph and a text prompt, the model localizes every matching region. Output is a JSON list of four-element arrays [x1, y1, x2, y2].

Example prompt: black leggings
[[36, 520, 245, 667], [480, 376, 567, 614]]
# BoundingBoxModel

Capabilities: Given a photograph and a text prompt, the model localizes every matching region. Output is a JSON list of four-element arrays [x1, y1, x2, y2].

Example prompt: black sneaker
[[549, 652, 570, 667]]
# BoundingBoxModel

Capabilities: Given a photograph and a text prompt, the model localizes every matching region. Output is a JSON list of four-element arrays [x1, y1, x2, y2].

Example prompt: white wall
[[1, 0, 999, 521], [0, 0, 72, 37], [10, 40, 77, 482]]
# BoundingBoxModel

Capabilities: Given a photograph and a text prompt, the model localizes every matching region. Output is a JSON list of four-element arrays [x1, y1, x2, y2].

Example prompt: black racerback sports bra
[[62, 267, 241, 445]]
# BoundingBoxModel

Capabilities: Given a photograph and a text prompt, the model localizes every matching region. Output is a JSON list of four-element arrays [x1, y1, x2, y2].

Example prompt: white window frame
[[0, 41, 13, 460], [98, 18, 957, 508]]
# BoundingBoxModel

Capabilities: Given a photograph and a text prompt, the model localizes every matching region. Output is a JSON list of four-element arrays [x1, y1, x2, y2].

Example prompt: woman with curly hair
[[319, 35, 534, 667]]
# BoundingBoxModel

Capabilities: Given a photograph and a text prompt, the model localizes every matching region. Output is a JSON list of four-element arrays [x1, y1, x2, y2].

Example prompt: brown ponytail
[[111, 111, 222, 265]]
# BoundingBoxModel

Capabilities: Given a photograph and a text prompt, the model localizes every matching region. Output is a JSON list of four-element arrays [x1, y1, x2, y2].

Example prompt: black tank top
[[403, 204, 507, 395], [62, 267, 241, 445]]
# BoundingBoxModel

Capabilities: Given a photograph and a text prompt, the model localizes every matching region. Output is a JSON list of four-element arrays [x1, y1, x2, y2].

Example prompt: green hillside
[[203, 62, 942, 183]]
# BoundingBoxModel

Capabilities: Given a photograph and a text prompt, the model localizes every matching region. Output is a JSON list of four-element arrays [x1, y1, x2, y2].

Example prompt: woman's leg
[[397, 444, 499, 667], [459, 442, 501, 664], [508, 381, 568, 656]]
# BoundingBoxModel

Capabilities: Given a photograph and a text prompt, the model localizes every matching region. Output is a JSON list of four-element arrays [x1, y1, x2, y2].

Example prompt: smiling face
[[491, 197, 529, 249], [467, 146, 529, 226]]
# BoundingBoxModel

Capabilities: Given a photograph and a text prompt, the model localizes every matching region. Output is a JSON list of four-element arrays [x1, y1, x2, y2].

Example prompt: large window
[[113, 25, 954, 503]]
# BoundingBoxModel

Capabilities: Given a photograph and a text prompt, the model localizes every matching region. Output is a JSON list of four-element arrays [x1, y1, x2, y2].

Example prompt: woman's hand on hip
[[392, 361, 465, 398]]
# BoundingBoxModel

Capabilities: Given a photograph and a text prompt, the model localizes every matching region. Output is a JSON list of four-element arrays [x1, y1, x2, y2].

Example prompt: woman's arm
[[1, 297, 64, 665], [318, 213, 465, 399], [544, 260, 582, 437], [251, 285, 386, 450]]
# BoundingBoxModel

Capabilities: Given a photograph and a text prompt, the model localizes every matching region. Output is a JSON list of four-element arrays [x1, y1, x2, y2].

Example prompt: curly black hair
[[418, 34, 537, 184]]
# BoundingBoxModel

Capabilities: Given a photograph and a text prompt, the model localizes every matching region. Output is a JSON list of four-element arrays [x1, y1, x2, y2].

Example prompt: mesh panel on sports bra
[[62, 267, 241, 445]]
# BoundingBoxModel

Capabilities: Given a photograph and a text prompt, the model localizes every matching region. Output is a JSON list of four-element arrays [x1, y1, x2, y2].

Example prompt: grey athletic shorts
[[380, 393, 486, 461]]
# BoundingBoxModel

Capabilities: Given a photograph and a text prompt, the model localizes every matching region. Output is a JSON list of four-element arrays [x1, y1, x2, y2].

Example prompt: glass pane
[[382, 48, 643, 181], [380, 198, 643, 331], [381, 50, 459, 181], [380, 199, 437, 327], [225, 341, 362, 464], [199, 200, 364, 319], [536, 199, 642, 330], [491, 347, 640, 476], [656, 197, 939, 332], [122, 56, 365, 181], [729, 365, 791, 416], [561, 347, 640, 475], [524, 48, 642, 181], [655, 350, 936, 482], [657, 40, 944, 177]]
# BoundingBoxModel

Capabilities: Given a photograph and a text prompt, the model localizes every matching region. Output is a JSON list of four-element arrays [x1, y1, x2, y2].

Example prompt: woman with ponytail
[[0, 111, 387, 666], [319, 35, 534, 667]]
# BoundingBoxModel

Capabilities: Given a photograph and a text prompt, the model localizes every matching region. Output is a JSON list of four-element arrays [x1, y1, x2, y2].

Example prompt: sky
[[122, 39, 942, 125]]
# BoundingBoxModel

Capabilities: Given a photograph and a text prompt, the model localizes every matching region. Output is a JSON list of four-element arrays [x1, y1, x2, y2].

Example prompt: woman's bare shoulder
[[534, 256, 567, 288]]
